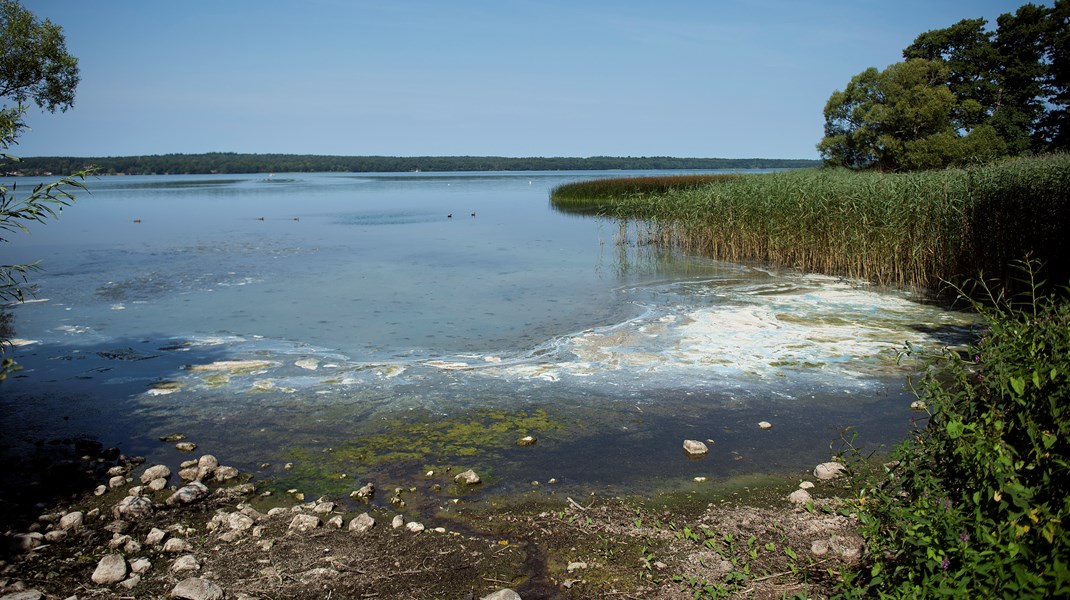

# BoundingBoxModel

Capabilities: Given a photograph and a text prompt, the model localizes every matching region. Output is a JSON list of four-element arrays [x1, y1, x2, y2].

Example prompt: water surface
[[1, 171, 975, 500]]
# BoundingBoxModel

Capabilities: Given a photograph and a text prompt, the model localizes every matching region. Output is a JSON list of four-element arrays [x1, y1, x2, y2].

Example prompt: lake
[[1, 171, 975, 501]]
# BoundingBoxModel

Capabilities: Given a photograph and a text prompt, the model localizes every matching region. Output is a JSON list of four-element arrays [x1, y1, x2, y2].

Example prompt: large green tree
[[821, 1, 1070, 170], [1, 0, 85, 379]]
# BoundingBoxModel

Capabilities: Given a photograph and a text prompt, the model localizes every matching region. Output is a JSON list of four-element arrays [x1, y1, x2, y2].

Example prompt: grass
[[550, 155, 1070, 290]]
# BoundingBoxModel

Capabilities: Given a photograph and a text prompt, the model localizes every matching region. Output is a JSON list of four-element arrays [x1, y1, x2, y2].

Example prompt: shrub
[[841, 261, 1070, 598]]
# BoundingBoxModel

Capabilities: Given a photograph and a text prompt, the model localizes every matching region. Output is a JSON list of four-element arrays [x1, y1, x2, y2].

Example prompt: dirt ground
[[0, 441, 865, 600]]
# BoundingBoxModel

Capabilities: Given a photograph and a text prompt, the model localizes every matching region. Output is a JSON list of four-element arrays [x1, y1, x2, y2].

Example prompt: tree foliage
[[1, 0, 84, 379], [820, 1, 1070, 171]]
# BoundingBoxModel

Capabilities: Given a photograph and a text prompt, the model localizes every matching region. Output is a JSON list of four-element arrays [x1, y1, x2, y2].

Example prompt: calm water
[[1, 171, 975, 500]]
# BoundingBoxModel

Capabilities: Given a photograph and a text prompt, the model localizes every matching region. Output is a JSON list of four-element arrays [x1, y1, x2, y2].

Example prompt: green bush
[[842, 261, 1070, 598]]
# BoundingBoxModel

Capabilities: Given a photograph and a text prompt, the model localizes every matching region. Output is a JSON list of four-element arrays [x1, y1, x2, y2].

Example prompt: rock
[[171, 554, 201, 573], [106, 465, 126, 477], [313, 501, 336, 514], [391, 514, 405, 529], [128, 485, 146, 496], [94, 484, 107, 496], [171, 577, 225, 600], [163, 538, 193, 553], [113, 495, 155, 520], [44, 530, 68, 543], [758, 421, 773, 429], [213, 465, 239, 481], [349, 513, 375, 533], [216, 483, 256, 499], [516, 435, 537, 446], [130, 557, 153, 574], [288, 514, 321, 532], [166, 481, 210, 507], [567, 561, 588, 572], [140, 464, 171, 484], [910, 400, 927, 411], [145, 527, 168, 545], [481, 590, 522, 600], [814, 462, 847, 480], [799, 481, 815, 490], [351, 483, 374, 500], [108, 534, 133, 550], [148, 477, 169, 491], [198, 454, 219, 470], [175, 442, 198, 452], [267, 507, 288, 517], [227, 513, 255, 532], [454, 469, 481, 485], [405, 521, 425, 533], [10, 532, 43, 552], [326, 515, 344, 529], [91, 553, 128, 585], [119, 574, 141, 590], [59, 511, 84, 530], [160, 433, 187, 442], [788, 489, 812, 504], [0, 591, 44, 600], [179, 467, 201, 481], [108, 475, 127, 489], [811, 539, 829, 556], [682, 439, 708, 457]]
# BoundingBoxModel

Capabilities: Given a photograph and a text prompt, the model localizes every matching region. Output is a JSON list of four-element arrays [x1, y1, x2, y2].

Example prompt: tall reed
[[550, 155, 1070, 290]]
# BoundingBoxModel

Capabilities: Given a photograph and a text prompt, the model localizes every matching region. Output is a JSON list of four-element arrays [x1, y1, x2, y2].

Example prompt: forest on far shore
[[7, 153, 819, 176]]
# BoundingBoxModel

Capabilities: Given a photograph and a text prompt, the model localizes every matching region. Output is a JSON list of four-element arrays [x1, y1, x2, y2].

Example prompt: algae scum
[[0, 172, 978, 503]]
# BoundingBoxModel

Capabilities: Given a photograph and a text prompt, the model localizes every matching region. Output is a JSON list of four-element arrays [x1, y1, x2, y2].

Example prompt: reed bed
[[549, 174, 740, 215], [550, 155, 1070, 290]]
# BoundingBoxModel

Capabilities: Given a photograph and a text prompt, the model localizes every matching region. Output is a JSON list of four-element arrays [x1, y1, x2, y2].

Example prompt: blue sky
[[15, 1, 1038, 159]]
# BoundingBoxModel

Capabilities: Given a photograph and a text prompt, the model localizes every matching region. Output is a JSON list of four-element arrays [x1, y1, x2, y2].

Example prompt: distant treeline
[[8, 153, 819, 176]]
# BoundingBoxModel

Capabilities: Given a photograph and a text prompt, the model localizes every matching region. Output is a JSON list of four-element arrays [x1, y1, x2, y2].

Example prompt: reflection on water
[[0, 171, 978, 500]]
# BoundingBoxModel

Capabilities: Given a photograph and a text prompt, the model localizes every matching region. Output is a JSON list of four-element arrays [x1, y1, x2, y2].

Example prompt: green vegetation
[[7, 153, 818, 177], [551, 155, 1070, 290], [840, 262, 1070, 598], [549, 174, 740, 215], [820, 2, 1070, 171], [1, 0, 87, 379]]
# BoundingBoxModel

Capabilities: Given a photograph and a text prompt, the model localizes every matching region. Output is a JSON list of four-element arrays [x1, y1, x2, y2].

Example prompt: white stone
[[349, 513, 375, 533], [454, 469, 481, 485], [145, 527, 168, 545], [481, 590, 522, 600], [391, 514, 405, 529], [682, 439, 708, 456], [163, 538, 193, 553], [758, 421, 773, 429], [91, 553, 128, 585], [405, 521, 425, 533], [171, 577, 225, 600], [814, 462, 847, 480], [166, 481, 210, 507], [288, 514, 321, 532], [799, 481, 815, 489], [113, 495, 154, 520], [140, 464, 171, 484], [171, 554, 201, 573], [59, 511, 83, 531], [788, 489, 812, 504], [130, 557, 153, 574]]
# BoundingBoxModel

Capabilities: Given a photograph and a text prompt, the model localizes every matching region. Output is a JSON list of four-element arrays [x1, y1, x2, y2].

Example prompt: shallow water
[[1, 171, 976, 500]]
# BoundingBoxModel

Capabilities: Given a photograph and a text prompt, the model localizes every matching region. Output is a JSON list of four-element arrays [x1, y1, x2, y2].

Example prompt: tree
[[1, 0, 85, 379], [821, 1, 1070, 170]]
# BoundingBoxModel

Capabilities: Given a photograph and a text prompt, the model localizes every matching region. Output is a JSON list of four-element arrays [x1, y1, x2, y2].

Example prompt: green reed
[[549, 174, 740, 215], [550, 156, 1070, 290]]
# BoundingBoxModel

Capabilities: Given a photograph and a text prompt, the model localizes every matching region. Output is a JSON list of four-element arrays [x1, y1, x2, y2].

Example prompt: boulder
[[58, 511, 84, 531]]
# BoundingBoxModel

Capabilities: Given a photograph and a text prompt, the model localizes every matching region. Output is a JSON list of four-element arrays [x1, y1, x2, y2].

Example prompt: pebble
[[176, 442, 198, 452], [288, 514, 321, 532], [405, 521, 425, 533], [163, 538, 193, 553], [788, 489, 812, 504], [481, 590, 521, 600], [140, 464, 171, 484], [758, 421, 773, 429], [171, 554, 201, 573], [59, 511, 83, 531], [391, 514, 405, 529], [166, 481, 210, 507]]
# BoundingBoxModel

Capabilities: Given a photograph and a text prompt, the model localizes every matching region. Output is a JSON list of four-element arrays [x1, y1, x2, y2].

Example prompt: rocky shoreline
[[1, 437, 866, 599]]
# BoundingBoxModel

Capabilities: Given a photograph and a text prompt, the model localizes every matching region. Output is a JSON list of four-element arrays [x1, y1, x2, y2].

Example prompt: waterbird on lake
[[293, 217, 300, 221], [447, 214, 452, 218], [133, 219, 141, 223], [257, 217, 264, 221], [471, 212, 476, 217]]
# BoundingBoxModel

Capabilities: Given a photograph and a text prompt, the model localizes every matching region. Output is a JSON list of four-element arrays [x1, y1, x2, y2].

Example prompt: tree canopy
[[819, 1, 1069, 171]]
